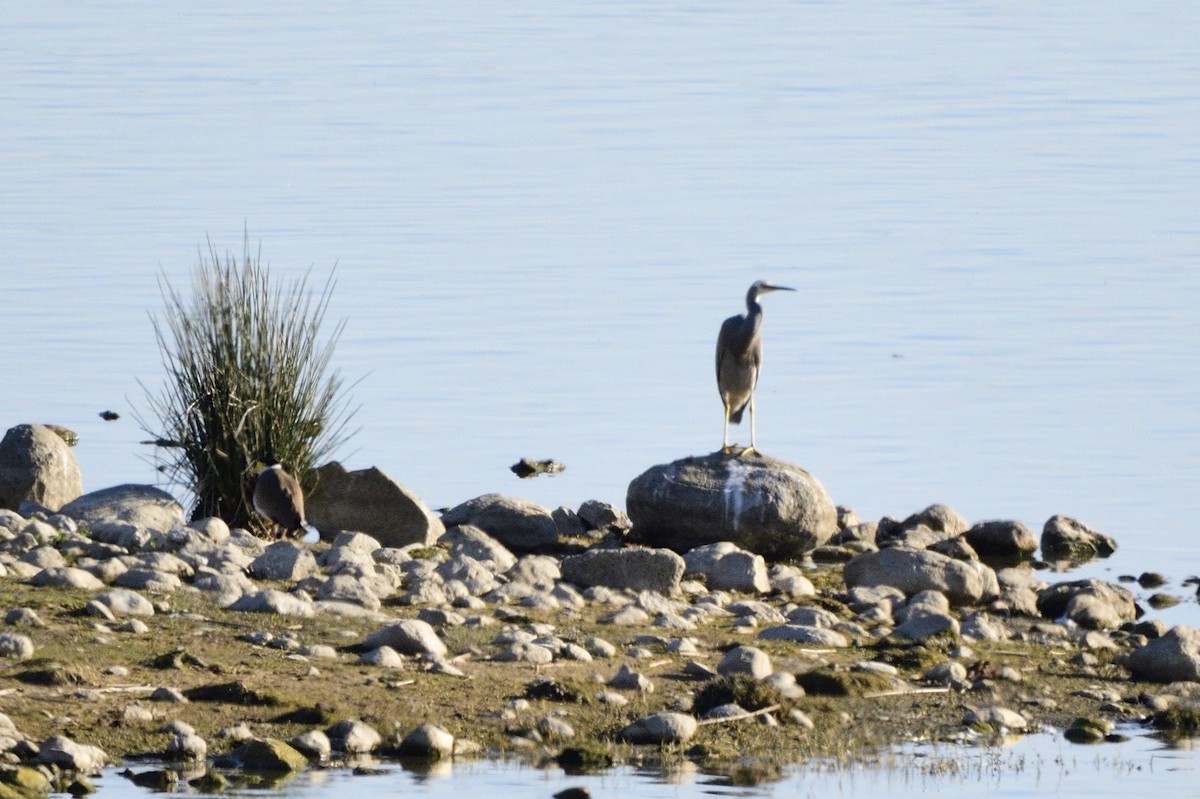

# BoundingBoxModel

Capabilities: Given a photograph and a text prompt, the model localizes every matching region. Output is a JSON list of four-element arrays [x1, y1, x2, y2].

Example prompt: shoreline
[[1, 499, 1198, 793]]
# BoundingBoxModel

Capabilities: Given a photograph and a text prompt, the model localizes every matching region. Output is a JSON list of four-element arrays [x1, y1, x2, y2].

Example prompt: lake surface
[[3, 1, 1200, 795]]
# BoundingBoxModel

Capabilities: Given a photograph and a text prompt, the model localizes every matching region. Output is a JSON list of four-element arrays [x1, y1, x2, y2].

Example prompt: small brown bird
[[253, 461, 308, 537]]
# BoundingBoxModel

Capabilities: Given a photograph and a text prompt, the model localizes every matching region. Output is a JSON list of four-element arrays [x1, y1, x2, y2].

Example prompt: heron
[[253, 460, 313, 540], [716, 279, 795, 455]]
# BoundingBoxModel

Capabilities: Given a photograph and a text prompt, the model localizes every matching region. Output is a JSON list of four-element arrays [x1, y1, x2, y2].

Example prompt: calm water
[[3, 2, 1200, 795], [85, 731, 1200, 799]]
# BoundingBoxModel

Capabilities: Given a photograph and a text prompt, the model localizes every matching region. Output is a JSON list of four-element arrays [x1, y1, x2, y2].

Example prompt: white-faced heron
[[716, 279, 795, 454]]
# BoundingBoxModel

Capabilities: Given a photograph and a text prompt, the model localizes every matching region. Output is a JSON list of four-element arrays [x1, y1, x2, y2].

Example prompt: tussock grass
[[140, 234, 355, 529]]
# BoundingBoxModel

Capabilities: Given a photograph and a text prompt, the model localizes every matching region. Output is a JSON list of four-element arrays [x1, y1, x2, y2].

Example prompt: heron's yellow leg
[[740, 397, 758, 457], [722, 402, 732, 454]]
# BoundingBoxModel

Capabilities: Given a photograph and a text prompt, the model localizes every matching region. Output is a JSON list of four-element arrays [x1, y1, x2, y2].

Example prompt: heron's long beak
[[762, 283, 796, 293]]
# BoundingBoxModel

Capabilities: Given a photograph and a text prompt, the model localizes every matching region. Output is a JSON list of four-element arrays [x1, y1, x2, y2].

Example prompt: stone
[[59, 484, 184, 536], [537, 716, 575, 740], [233, 738, 309, 772], [361, 619, 448, 658], [166, 732, 208, 761], [441, 493, 558, 551], [963, 520, 1038, 559], [316, 573, 382, 610], [507, 554, 561, 589], [626, 452, 838, 559], [30, 566, 106, 591], [359, 646, 404, 668], [708, 549, 769, 593], [440, 525, 517, 572], [0, 633, 34, 660], [963, 706, 1028, 732], [609, 665, 654, 692], [717, 645, 772, 680], [890, 612, 960, 641], [619, 712, 697, 745], [305, 462, 443, 547], [95, 588, 155, 617], [250, 541, 319, 582], [0, 424, 83, 511], [1041, 515, 1117, 561], [896, 504, 969, 537], [561, 547, 685, 594], [395, 723, 454, 759], [187, 516, 231, 544], [495, 642, 555, 664], [757, 624, 849, 647], [227, 590, 315, 617], [38, 735, 108, 773], [326, 719, 381, 754], [1036, 579, 1137, 630], [842, 546, 1000, 606], [289, 730, 332, 761], [114, 569, 182, 593], [551, 506, 586, 538], [576, 500, 630, 532], [1123, 626, 1200, 683]]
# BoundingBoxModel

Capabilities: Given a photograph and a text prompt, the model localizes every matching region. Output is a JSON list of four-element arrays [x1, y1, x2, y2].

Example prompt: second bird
[[715, 279, 795, 455], [253, 460, 309, 538]]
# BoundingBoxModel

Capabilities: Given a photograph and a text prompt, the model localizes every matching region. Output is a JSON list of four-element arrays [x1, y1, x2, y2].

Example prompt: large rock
[[625, 452, 837, 559], [842, 546, 1000, 606], [963, 520, 1037, 560], [441, 493, 558, 551], [1123, 626, 1200, 683], [0, 424, 82, 512], [619, 712, 697, 745], [560, 547, 685, 594], [59, 484, 184, 535], [305, 462, 443, 547], [1041, 515, 1117, 561], [1035, 579, 1138, 630]]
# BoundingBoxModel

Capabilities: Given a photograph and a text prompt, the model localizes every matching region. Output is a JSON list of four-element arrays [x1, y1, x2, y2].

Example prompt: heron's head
[[747, 280, 796, 304]]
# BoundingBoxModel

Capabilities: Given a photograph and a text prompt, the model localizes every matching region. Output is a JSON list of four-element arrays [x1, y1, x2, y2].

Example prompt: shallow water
[[83, 730, 1200, 799], [3, 2, 1200, 795]]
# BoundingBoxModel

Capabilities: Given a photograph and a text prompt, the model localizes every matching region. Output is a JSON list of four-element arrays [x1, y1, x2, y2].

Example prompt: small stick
[[863, 686, 951, 699], [698, 703, 782, 726]]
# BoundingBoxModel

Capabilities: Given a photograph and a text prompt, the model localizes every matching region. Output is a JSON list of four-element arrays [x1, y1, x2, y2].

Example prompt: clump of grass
[[140, 234, 354, 529], [693, 674, 788, 716]]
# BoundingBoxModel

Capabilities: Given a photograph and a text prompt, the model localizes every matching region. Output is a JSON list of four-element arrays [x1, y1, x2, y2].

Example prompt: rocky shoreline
[[3, 424, 1200, 795]]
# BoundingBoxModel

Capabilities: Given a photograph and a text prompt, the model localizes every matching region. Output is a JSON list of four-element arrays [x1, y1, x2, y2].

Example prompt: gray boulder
[[439, 525, 517, 572], [576, 500, 630, 532], [625, 452, 837, 559], [561, 547, 685, 594], [898, 504, 969, 537], [441, 493, 558, 551], [843, 546, 1000, 606], [250, 541, 319, 582], [0, 424, 82, 512], [964, 520, 1037, 559], [361, 619, 447, 658], [717, 645, 772, 680], [306, 462, 443, 547], [59, 484, 184, 536], [396, 723, 455, 759], [757, 624, 849, 647], [619, 712, 697, 745], [1036, 579, 1138, 630], [227, 590, 315, 617], [1041, 515, 1117, 561], [38, 734, 108, 773], [1123, 626, 1200, 683], [890, 612, 960, 641], [684, 542, 769, 593]]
